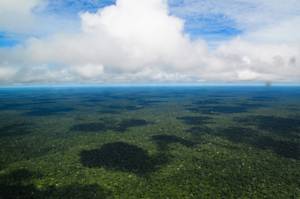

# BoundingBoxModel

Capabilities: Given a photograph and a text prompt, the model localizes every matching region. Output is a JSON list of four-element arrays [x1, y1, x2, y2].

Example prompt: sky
[[0, 0, 299, 85]]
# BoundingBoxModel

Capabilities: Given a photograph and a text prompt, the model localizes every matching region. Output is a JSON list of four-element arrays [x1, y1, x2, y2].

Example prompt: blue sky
[[0, 32, 18, 47], [43, 0, 115, 15]]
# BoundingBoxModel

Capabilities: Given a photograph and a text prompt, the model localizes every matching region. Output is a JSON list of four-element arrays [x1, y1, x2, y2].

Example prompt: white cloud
[[244, 16, 300, 44], [0, 0, 78, 36], [0, 0, 299, 84], [0, 66, 17, 81], [73, 64, 104, 79], [0, 0, 42, 33]]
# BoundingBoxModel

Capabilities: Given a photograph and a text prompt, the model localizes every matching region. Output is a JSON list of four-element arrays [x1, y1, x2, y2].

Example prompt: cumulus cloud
[[0, 0, 299, 84], [0, 0, 42, 33]]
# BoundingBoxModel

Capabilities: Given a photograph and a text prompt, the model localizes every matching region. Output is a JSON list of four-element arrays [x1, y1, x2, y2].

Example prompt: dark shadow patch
[[82, 97, 104, 103], [70, 119, 150, 133], [0, 123, 31, 138], [42, 184, 109, 199], [114, 119, 150, 132], [80, 142, 167, 175], [216, 127, 257, 143], [0, 182, 37, 199], [31, 99, 57, 104], [187, 126, 213, 136], [98, 109, 121, 114], [253, 137, 300, 159], [151, 135, 195, 151], [71, 122, 107, 132], [124, 105, 144, 111], [107, 105, 143, 111], [136, 100, 163, 106], [0, 169, 110, 199], [187, 102, 265, 114], [0, 103, 27, 111], [0, 169, 36, 184], [0, 169, 39, 199], [177, 116, 212, 125], [193, 99, 221, 105], [216, 127, 300, 159], [25, 107, 74, 116], [236, 116, 300, 135], [98, 105, 143, 114], [237, 103, 267, 109], [207, 94, 233, 98], [200, 106, 248, 114], [20, 100, 57, 106]]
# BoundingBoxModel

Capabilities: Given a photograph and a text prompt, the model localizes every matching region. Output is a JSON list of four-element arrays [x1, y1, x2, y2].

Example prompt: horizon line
[[1, 82, 300, 88]]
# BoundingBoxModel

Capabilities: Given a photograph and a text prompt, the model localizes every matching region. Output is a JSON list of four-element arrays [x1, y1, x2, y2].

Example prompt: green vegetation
[[0, 87, 299, 198]]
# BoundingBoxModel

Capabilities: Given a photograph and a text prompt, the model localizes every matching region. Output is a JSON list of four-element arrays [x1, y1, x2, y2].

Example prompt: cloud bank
[[0, 0, 299, 84]]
